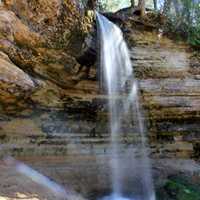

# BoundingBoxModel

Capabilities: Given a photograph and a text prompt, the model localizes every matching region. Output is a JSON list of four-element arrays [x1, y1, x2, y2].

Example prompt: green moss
[[157, 176, 200, 200]]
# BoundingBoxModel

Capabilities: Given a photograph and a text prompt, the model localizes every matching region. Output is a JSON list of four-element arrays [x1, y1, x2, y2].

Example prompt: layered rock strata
[[0, 1, 199, 161]]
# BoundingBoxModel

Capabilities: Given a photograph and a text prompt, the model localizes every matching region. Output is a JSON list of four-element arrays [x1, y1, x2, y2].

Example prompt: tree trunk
[[153, 0, 157, 10], [173, 0, 180, 17], [163, 0, 172, 15], [86, 0, 97, 10], [138, 0, 145, 17], [131, 0, 135, 8]]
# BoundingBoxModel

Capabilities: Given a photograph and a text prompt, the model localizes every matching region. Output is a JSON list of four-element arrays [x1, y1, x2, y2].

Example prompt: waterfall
[[96, 13, 155, 200]]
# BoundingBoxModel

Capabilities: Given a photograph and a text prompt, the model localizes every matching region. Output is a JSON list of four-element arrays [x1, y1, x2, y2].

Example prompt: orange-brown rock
[[0, 0, 200, 162], [0, 51, 35, 108], [0, 0, 85, 83]]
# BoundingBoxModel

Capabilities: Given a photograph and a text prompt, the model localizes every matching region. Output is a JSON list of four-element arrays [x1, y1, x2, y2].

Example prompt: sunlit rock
[[0, 51, 35, 109]]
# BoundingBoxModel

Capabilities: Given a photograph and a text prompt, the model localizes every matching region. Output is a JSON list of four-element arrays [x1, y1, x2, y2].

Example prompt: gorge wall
[[0, 0, 200, 161]]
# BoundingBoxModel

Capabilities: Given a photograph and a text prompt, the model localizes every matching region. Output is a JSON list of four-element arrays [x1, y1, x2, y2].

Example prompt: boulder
[[0, 51, 35, 109]]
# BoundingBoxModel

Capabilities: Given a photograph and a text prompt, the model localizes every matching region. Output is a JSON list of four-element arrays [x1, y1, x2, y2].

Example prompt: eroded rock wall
[[0, 1, 199, 160], [128, 29, 196, 158]]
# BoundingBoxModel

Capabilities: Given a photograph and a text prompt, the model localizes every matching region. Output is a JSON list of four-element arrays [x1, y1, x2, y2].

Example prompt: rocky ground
[[0, 156, 200, 200]]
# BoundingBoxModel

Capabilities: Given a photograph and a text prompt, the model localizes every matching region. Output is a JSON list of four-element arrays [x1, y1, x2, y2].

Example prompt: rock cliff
[[0, 1, 200, 161]]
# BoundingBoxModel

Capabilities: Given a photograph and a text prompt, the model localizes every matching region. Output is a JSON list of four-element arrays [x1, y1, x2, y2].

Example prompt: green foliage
[[156, 176, 200, 200], [79, 0, 200, 47], [164, 0, 200, 48], [167, 177, 200, 200], [188, 25, 200, 47]]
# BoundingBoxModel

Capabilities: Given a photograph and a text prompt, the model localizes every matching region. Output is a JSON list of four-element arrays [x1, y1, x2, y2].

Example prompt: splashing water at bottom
[[99, 193, 156, 200], [100, 194, 132, 200]]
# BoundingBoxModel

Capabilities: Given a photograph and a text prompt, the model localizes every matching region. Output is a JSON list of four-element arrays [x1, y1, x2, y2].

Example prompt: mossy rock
[[156, 176, 200, 200]]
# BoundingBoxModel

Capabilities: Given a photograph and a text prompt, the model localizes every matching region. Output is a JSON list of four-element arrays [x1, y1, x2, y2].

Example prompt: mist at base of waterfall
[[99, 193, 156, 200], [99, 194, 151, 200], [99, 194, 133, 200]]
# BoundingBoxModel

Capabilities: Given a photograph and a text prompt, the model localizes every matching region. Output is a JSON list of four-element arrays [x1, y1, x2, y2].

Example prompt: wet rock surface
[[0, 0, 200, 200], [0, 0, 199, 159], [0, 156, 200, 200], [1, 26, 198, 159], [0, 1, 200, 198]]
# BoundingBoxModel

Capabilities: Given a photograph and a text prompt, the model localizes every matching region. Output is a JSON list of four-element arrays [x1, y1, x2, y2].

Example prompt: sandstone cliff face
[[127, 29, 197, 158], [0, 52, 35, 110], [0, 0, 87, 102], [0, 1, 199, 160]]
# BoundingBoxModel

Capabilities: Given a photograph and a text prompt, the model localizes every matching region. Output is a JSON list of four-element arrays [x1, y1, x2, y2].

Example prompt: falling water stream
[[96, 13, 155, 200], [1, 11, 155, 200]]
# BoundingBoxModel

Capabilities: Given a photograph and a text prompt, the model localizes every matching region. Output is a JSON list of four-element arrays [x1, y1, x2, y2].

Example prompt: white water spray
[[96, 13, 155, 200]]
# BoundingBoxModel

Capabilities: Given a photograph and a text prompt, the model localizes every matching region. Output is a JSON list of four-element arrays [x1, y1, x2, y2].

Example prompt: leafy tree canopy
[[79, 0, 200, 48]]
